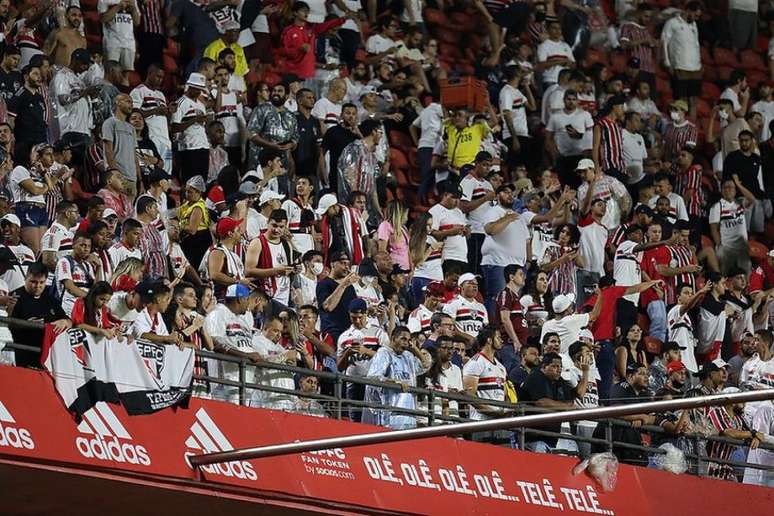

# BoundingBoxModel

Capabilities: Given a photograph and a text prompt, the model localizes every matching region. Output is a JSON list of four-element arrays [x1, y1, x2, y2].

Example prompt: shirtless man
[[43, 6, 86, 66]]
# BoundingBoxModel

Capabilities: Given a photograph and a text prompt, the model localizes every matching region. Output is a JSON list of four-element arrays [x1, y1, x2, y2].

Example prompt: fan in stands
[[1, 0, 774, 486]]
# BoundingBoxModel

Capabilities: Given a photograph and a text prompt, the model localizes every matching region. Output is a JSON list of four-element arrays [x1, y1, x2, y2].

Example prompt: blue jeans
[[597, 339, 616, 404], [417, 147, 434, 198], [481, 264, 505, 317], [646, 300, 668, 343], [410, 276, 432, 306]]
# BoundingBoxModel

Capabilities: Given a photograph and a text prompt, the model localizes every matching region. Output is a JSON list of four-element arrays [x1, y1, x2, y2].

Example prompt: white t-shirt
[[337, 325, 389, 377], [627, 96, 661, 120], [481, 205, 534, 267], [667, 304, 697, 373], [98, 0, 135, 46], [172, 95, 209, 150], [366, 34, 398, 54], [311, 97, 342, 129], [562, 362, 600, 428], [41, 221, 74, 261], [428, 203, 467, 262], [413, 236, 443, 281], [720, 87, 741, 113], [301, 0, 327, 23], [613, 240, 642, 304], [462, 352, 507, 420], [536, 39, 575, 84], [107, 242, 142, 269], [579, 221, 608, 276], [8, 166, 45, 204], [211, 89, 244, 147], [540, 83, 560, 126], [647, 192, 689, 221], [443, 295, 488, 338], [130, 84, 171, 147], [540, 313, 591, 354], [52, 68, 91, 135], [205, 303, 258, 384], [547, 109, 594, 156], [330, 0, 361, 32], [577, 175, 629, 229], [282, 198, 314, 254], [107, 292, 139, 324], [622, 129, 647, 185], [459, 174, 494, 234], [412, 102, 444, 149], [499, 84, 528, 139], [751, 99, 774, 141], [56, 256, 95, 317], [708, 198, 748, 245], [407, 303, 433, 335]]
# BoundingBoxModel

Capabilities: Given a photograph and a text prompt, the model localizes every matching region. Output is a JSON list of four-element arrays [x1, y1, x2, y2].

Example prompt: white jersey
[[413, 235, 443, 281], [41, 221, 73, 259], [352, 281, 383, 328], [282, 198, 314, 254], [613, 240, 642, 304], [740, 354, 774, 391], [311, 97, 342, 129], [708, 199, 747, 245], [9, 166, 45, 204], [443, 295, 488, 338], [499, 84, 528, 139], [579, 221, 608, 276], [130, 84, 171, 147], [647, 192, 689, 222], [428, 203, 467, 262], [577, 175, 629, 229], [536, 38, 574, 84], [130, 307, 169, 340], [337, 325, 389, 377], [481, 205, 533, 267], [55, 256, 95, 317], [211, 89, 244, 147], [667, 304, 698, 373], [107, 292, 139, 324], [459, 174, 494, 234], [250, 334, 296, 410], [562, 362, 600, 428], [107, 242, 142, 269], [546, 108, 594, 156], [172, 95, 209, 150], [407, 303, 433, 335], [423, 362, 464, 422], [168, 241, 189, 279], [205, 303, 257, 386], [462, 352, 507, 420], [529, 217, 555, 263], [98, 0, 135, 47], [540, 313, 590, 354]]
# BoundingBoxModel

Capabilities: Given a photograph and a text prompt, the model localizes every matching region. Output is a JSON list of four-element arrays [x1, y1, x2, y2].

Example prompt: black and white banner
[[41, 327, 194, 417]]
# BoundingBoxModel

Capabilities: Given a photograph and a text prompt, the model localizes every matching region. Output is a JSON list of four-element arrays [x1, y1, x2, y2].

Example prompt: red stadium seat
[[127, 71, 141, 89], [390, 148, 409, 171], [749, 240, 768, 263], [701, 81, 720, 100], [715, 66, 733, 82], [757, 36, 770, 53], [424, 8, 449, 26], [436, 28, 460, 45], [163, 54, 178, 74], [740, 50, 766, 72], [695, 98, 711, 118], [636, 314, 650, 335], [389, 131, 413, 154], [746, 70, 768, 88], [701, 235, 714, 250], [702, 65, 717, 82], [713, 48, 740, 67], [700, 46, 714, 66], [585, 49, 608, 67], [609, 52, 627, 74]]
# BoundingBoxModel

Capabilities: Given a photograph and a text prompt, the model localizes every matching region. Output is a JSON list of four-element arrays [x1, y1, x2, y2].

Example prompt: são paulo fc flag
[[41, 326, 195, 417]]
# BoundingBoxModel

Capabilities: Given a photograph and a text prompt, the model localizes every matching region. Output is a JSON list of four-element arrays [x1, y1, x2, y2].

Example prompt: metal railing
[[2, 315, 774, 482]]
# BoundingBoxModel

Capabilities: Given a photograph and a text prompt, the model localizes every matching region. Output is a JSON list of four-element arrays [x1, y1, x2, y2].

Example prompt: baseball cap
[[625, 362, 645, 375], [439, 181, 462, 198], [666, 361, 687, 375], [670, 99, 689, 113], [348, 298, 368, 313], [578, 328, 594, 342], [552, 293, 575, 313], [695, 358, 729, 377], [70, 48, 90, 64], [239, 182, 260, 196], [216, 217, 242, 237], [0, 213, 20, 226], [576, 158, 595, 170], [768, 249, 774, 258], [259, 189, 284, 205], [424, 281, 445, 298], [634, 205, 654, 216], [359, 85, 381, 97], [457, 272, 478, 287], [225, 283, 251, 299], [316, 193, 338, 216], [357, 259, 379, 277], [102, 208, 118, 219], [222, 19, 240, 32], [147, 168, 171, 184], [186, 72, 208, 91]]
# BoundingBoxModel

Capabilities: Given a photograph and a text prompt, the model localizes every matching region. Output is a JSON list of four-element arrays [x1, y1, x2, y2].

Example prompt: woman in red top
[[281, 2, 348, 79], [72, 281, 119, 339]]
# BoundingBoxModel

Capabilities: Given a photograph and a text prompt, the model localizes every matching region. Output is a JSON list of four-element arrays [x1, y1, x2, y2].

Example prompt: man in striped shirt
[[592, 95, 626, 183], [662, 99, 697, 162], [619, 4, 657, 90]]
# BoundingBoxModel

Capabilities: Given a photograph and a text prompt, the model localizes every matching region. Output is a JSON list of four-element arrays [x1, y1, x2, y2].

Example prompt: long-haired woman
[[377, 200, 411, 270], [72, 281, 118, 338], [408, 212, 444, 303], [540, 223, 586, 296], [615, 324, 648, 382]]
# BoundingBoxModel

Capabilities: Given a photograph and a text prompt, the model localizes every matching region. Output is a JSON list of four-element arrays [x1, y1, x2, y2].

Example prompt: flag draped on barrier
[[40, 326, 194, 417]]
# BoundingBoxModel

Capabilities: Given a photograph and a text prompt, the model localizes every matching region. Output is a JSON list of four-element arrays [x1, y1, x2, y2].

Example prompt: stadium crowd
[[0, 0, 773, 483]]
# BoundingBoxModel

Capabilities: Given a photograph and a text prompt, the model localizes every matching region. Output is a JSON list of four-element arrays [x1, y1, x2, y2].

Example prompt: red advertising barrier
[[1, 366, 773, 514]]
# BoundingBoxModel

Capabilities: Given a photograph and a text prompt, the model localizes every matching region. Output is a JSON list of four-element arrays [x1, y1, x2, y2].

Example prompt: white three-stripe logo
[[76, 402, 132, 440], [0, 401, 16, 424], [185, 408, 233, 453]]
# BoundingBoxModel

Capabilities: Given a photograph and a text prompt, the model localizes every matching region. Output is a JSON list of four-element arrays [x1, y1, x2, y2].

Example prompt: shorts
[[105, 45, 136, 71], [670, 72, 701, 99], [15, 202, 49, 228]]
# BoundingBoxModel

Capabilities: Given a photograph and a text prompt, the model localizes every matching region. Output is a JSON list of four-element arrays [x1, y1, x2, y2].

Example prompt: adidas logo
[[75, 402, 151, 466], [0, 400, 34, 450], [184, 408, 257, 481]]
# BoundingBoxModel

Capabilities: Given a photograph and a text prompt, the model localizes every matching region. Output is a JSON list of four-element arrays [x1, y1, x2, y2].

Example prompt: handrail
[[3, 315, 774, 480]]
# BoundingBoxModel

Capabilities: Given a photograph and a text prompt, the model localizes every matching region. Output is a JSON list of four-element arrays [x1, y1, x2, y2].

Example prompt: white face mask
[[718, 109, 729, 120], [669, 111, 681, 122], [311, 262, 324, 276]]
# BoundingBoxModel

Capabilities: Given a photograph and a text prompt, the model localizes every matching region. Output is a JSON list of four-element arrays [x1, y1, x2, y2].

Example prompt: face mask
[[669, 111, 681, 122], [311, 262, 324, 276], [718, 109, 729, 120]]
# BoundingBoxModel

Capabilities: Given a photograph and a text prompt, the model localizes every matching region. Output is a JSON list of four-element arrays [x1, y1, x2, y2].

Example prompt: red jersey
[[494, 287, 529, 347], [281, 18, 346, 79], [583, 286, 626, 341], [750, 262, 774, 293], [640, 245, 670, 306]]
